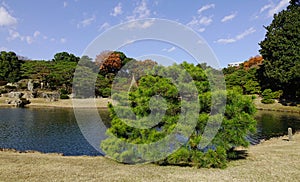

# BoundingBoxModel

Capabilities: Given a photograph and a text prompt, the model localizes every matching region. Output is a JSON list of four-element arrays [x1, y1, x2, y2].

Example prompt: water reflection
[[0, 108, 299, 155], [0, 108, 110, 156], [254, 110, 300, 140]]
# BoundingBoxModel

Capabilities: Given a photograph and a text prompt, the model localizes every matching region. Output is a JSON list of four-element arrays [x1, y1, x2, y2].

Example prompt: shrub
[[60, 89, 69, 95], [101, 64, 257, 168], [4, 85, 17, 90], [261, 98, 275, 104], [261, 89, 283, 104], [60, 94, 69, 99]]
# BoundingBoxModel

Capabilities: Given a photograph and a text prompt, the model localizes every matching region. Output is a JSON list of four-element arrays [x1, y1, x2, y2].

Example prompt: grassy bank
[[0, 97, 111, 108], [1, 96, 299, 113], [0, 133, 299, 181], [254, 97, 300, 114]]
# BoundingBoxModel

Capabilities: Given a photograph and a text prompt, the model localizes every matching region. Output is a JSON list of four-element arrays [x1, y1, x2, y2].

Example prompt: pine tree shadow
[[227, 148, 249, 161]]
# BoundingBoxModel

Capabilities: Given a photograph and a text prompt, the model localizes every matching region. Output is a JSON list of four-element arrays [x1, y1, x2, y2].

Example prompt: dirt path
[[0, 133, 299, 182]]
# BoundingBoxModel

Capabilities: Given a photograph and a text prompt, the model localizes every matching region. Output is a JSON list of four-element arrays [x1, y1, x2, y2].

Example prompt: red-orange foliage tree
[[95, 51, 124, 74], [243, 56, 263, 69]]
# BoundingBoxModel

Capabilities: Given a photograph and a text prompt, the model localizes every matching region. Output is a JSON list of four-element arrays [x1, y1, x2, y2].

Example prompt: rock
[[12, 98, 31, 107], [5, 98, 30, 107], [5, 99, 12, 104], [27, 79, 34, 91], [8, 92, 23, 99], [41, 92, 60, 102], [23, 91, 37, 99]]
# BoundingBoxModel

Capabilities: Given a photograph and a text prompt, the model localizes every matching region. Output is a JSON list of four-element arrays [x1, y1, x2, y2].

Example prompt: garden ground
[[0, 133, 299, 181]]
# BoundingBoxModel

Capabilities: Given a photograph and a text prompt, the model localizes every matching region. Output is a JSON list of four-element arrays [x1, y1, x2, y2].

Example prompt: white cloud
[[187, 17, 198, 27], [123, 19, 155, 29], [163, 46, 176, 52], [63, 1, 68, 8], [260, 3, 273, 13], [216, 38, 236, 44], [216, 27, 256, 44], [197, 39, 205, 44], [26, 36, 33, 44], [0, 46, 7, 51], [127, 0, 151, 21], [77, 15, 96, 28], [236, 27, 256, 40], [221, 12, 237, 23], [99, 22, 110, 31], [60, 38, 67, 43], [187, 3, 215, 32], [0, 6, 17, 27], [198, 28, 205, 32], [111, 3, 122, 16], [7, 29, 49, 45], [7, 29, 27, 42], [268, 0, 289, 17], [197, 4, 215, 14], [33, 31, 40, 38], [187, 16, 212, 32], [199, 16, 213, 26]]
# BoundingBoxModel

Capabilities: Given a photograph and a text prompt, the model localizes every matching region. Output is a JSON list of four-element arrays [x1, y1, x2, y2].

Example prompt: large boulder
[[5, 98, 31, 107], [27, 79, 34, 91], [22, 91, 37, 99], [7, 92, 23, 99], [40, 92, 60, 102]]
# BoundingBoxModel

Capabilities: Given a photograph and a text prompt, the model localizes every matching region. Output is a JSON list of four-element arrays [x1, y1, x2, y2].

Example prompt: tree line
[[223, 0, 299, 104], [0, 0, 298, 168]]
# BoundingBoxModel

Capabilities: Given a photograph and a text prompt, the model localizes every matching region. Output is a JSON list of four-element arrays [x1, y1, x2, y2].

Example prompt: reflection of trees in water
[[254, 111, 300, 139]]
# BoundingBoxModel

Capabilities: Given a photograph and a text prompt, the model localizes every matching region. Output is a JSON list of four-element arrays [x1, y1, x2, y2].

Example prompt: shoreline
[[0, 132, 297, 156], [0, 97, 111, 109], [0, 96, 299, 113], [253, 97, 300, 114], [1, 133, 299, 181]]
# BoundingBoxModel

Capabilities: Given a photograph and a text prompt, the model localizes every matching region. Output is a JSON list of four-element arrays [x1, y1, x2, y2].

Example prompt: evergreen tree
[[0, 51, 22, 83], [101, 63, 257, 168], [259, 0, 300, 99]]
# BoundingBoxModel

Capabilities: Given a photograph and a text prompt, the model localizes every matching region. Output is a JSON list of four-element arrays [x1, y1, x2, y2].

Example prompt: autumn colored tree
[[96, 51, 128, 75], [243, 56, 263, 69]]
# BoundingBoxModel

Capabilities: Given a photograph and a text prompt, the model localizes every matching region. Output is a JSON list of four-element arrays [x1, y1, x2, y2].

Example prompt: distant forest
[[0, 1, 299, 103]]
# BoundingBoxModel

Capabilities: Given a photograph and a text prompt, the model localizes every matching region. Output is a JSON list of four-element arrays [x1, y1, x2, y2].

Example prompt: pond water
[[0, 108, 299, 156], [252, 110, 300, 141]]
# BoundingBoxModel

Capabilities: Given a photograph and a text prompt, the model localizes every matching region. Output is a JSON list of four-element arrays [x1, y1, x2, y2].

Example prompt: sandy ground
[[0, 133, 299, 182], [0, 96, 299, 112], [0, 97, 111, 108]]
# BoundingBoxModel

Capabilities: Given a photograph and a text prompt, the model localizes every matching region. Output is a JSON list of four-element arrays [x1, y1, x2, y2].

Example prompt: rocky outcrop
[[7, 92, 23, 99], [41, 92, 60, 102], [5, 98, 31, 107], [22, 91, 38, 99]]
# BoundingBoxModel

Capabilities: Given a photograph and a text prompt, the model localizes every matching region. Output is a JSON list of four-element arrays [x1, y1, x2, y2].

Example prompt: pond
[[0, 108, 299, 156], [251, 110, 300, 142]]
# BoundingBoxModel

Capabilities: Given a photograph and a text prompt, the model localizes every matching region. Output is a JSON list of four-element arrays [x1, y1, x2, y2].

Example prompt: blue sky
[[0, 0, 290, 67]]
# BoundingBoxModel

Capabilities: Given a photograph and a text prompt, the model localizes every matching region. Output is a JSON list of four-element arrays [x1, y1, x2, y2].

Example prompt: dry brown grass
[[0, 97, 111, 108], [1, 133, 299, 182]]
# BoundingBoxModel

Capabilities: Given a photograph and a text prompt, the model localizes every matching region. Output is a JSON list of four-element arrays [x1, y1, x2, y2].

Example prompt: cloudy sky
[[0, 0, 290, 67]]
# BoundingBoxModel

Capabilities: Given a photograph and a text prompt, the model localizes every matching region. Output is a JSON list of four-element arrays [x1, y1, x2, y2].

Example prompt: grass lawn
[[0, 133, 299, 182]]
